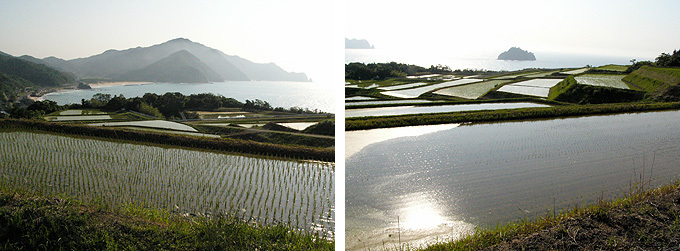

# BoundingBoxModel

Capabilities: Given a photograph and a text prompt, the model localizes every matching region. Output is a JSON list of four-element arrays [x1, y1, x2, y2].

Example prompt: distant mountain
[[115, 50, 224, 83], [345, 38, 374, 49], [498, 47, 536, 61], [58, 38, 307, 82]]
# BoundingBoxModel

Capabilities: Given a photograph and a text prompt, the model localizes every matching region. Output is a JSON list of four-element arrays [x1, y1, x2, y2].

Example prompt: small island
[[345, 38, 375, 49], [498, 47, 536, 61]]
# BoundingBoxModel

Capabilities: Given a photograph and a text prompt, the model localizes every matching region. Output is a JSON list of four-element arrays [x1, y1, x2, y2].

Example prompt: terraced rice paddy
[[345, 96, 376, 101], [277, 122, 317, 131], [433, 80, 510, 99], [345, 99, 433, 107], [377, 82, 428, 91], [50, 115, 113, 121], [381, 79, 482, 98], [57, 110, 108, 115], [90, 120, 198, 132], [346, 84, 379, 89], [345, 102, 549, 118], [497, 78, 563, 97], [560, 68, 589, 75], [575, 74, 630, 89], [0, 131, 335, 236]]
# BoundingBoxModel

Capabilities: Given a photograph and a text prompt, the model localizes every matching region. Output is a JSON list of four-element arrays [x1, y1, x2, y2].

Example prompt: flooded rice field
[[346, 102, 549, 118], [346, 110, 680, 250]]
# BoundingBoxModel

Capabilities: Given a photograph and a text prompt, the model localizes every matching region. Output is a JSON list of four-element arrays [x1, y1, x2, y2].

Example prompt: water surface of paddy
[[346, 110, 680, 250], [345, 102, 549, 118]]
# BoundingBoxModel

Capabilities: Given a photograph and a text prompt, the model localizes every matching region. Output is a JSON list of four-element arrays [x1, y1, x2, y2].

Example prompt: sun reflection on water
[[399, 195, 448, 230]]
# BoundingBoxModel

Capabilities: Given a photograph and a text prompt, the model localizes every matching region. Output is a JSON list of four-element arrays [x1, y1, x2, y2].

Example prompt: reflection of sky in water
[[345, 124, 458, 159], [346, 110, 680, 250]]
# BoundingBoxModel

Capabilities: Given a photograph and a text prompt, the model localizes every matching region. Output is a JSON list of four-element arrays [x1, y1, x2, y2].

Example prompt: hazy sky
[[346, 0, 680, 59], [0, 0, 342, 83]]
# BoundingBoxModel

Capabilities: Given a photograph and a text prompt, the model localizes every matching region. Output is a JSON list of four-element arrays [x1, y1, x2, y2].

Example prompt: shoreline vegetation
[[0, 119, 334, 162], [422, 181, 680, 250], [0, 186, 333, 250]]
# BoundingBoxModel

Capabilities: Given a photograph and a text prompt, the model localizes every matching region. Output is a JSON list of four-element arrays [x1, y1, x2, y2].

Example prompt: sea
[[346, 49, 642, 71]]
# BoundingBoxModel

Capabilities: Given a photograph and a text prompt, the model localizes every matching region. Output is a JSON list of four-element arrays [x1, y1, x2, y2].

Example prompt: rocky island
[[497, 47, 536, 61], [345, 38, 375, 49]]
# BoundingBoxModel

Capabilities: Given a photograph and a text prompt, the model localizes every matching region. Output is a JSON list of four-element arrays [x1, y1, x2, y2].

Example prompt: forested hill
[[0, 53, 75, 86], [0, 52, 76, 109]]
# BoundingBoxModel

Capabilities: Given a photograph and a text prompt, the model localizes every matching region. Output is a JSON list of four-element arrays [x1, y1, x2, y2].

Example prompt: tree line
[[628, 49, 680, 72], [2, 92, 328, 120]]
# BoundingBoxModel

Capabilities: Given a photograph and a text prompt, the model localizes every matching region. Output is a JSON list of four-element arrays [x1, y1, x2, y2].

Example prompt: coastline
[[31, 81, 150, 102]]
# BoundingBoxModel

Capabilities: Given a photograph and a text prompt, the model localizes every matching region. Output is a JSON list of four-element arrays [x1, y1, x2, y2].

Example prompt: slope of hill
[[623, 66, 680, 101], [0, 53, 75, 87], [114, 50, 224, 83]]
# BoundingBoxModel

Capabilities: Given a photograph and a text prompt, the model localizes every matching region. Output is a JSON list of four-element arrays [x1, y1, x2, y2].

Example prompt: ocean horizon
[[346, 49, 649, 71]]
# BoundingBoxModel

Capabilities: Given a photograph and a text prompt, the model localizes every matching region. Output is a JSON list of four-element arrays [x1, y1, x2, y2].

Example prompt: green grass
[[345, 102, 680, 130], [193, 124, 335, 148], [623, 65, 680, 91], [595, 64, 629, 72], [0, 187, 333, 250]]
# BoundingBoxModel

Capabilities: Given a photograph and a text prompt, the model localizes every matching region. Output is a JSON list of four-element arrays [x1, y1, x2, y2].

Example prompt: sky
[[0, 0, 343, 83], [345, 0, 680, 60]]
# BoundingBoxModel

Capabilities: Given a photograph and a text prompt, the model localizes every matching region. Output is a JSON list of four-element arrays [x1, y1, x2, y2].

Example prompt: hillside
[[115, 50, 224, 83], [0, 53, 75, 87], [623, 66, 680, 101]]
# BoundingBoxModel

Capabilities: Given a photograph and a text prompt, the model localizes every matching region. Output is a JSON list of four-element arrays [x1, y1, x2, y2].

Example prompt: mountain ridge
[[114, 50, 224, 83], [33, 38, 308, 82]]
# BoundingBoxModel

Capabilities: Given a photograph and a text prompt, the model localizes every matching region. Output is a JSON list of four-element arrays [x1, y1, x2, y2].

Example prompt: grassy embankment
[[0, 187, 333, 250], [345, 101, 680, 131], [0, 119, 333, 161], [622, 65, 680, 101], [192, 122, 335, 148], [423, 181, 680, 250]]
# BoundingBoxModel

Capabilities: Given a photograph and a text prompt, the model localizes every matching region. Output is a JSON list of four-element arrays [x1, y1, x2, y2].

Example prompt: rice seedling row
[[0, 131, 335, 237]]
